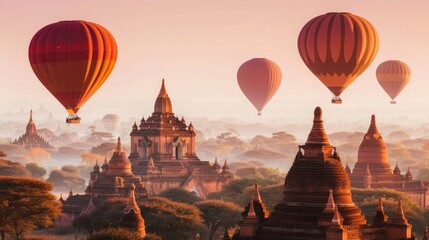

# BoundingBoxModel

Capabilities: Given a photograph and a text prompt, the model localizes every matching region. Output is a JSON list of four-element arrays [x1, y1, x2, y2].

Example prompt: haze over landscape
[[1, 1, 429, 240]]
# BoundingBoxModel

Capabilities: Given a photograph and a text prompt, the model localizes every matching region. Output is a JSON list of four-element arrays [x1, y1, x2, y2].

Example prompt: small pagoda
[[12, 110, 53, 150]]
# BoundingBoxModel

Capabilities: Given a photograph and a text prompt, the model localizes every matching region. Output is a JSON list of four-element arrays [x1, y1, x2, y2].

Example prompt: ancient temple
[[234, 107, 415, 240], [347, 115, 429, 209], [128, 80, 233, 198], [12, 110, 53, 149], [56, 137, 148, 226]]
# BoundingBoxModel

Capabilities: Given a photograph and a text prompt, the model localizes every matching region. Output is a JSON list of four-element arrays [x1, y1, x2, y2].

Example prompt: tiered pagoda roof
[[12, 110, 53, 149]]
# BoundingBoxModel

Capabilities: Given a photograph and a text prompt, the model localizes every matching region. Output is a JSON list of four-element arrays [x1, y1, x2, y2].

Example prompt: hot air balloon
[[376, 60, 411, 104], [297, 12, 379, 103], [102, 114, 121, 132], [237, 58, 282, 116], [28, 20, 118, 124]]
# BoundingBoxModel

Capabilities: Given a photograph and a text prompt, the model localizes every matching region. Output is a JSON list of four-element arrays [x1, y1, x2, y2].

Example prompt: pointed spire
[[331, 207, 342, 226], [29, 109, 34, 123], [345, 161, 351, 174], [391, 200, 408, 224], [116, 137, 123, 152], [405, 167, 413, 181], [252, 184, 261, 202], [305, 107, 330, 145], [59, 193, 64, 201], [132, 122, 138, 131], [378, 197, 384, 211], [188, 122, 194, 131], [222, 159, 229, 173], [124, 183, 140, 214], [366, 114, 381, 137], [214, 157, 219, 165], [247, 199, 256, 218], [324, 189, 336, 212], [159, 78, 167, 96], [393, 161, 401, 175], [372, 197, 388, 226], [68, 188, 73, 198]]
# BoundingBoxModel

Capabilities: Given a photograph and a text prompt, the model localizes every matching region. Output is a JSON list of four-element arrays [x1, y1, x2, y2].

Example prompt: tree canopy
[[0, 177, 61, 240], [194, 200, 242, 240], [158, 188, 201, 204]]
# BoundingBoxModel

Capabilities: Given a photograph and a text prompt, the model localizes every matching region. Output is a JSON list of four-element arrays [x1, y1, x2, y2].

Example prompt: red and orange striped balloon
[[376, 60, 411, 104], [237, 58, 282, 116], [29, 20, 118, 122], [298, 12, 379, 103]]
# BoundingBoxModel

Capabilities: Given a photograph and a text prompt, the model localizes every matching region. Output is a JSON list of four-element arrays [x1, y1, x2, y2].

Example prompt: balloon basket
[[66, 115, 81, 124], [331, 97, 342, 104], [257, 112, 262, 116], [390, 100, 397, 104]]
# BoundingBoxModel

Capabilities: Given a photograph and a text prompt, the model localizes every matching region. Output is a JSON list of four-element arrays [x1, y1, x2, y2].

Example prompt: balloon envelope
[[376, 60, 411, 103], [102, 114, 121, 132], [28, 20, 118, 119], [297, 12, 379, 103], [237, 58, 282, 115]]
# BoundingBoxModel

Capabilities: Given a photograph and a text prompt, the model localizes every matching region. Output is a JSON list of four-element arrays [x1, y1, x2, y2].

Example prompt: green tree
[[76, 197, 204, 240], [88, 227, 144, 240], [25, 163, 47, 179], [195, 200, 242, 240], [159, 188, 201, 204], [0, 177, 61, 240], [141, 197, 204, 240]]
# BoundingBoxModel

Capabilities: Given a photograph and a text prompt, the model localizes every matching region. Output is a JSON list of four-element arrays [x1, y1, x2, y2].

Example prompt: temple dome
[[107, 137, 133, 176], [268, 107, 366, 226], [154, 79, 172, 114]]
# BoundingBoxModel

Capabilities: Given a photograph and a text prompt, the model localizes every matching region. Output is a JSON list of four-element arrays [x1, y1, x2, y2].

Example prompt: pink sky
[[0, 0, 428, 125]]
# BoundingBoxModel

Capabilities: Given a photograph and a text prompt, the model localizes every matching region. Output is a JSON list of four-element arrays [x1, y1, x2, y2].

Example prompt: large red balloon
[[237, 58, 282, 115], [376, 60, 411, 104], [29, 20, 118, 123], [298, 12, 379, 103]]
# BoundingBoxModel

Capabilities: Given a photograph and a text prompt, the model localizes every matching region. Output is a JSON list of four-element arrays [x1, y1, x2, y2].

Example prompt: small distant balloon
[[28, 20, 118, 124], [376, 60, 411, 104], [297, 12, 379, 104], [237, 58, 282, 116], [102, 114, 121, 132]]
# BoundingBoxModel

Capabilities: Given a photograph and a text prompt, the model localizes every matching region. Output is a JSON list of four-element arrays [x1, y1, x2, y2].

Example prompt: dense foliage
[[0, 177, 61, 240], [195, 200, 242, 240], [159, 188, 201, 204]]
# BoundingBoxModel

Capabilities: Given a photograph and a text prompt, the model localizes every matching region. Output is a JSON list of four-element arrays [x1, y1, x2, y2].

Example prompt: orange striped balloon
[[237, 58, 282, 116], [376, 60, 411, 104], [29, 20, 118, 121], [298, 12, 379, 103]]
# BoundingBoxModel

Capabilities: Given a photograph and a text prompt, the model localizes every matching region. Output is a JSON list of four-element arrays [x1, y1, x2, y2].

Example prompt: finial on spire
[[331, 207, 342, 226], [159, 79, 167, 96], [305, 107, 330, 145], [222, 159, 229, 173], [252, 184, 261, 202], [248, 200, 256, 217], [324, 189, 336, 212], [124, 183, 140, 214], [378, 197, 384, 211], [29, 109, 34, 123], [116, 137, 123, 152]]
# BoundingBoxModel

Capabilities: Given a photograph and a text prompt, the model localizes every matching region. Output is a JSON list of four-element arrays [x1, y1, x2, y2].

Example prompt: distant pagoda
[[128, 79, 233, 198], [234, 107, 414, 240], [347, 114, 429, 209], [12, 110, 53, 150], [56, 137, 148, 226]]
